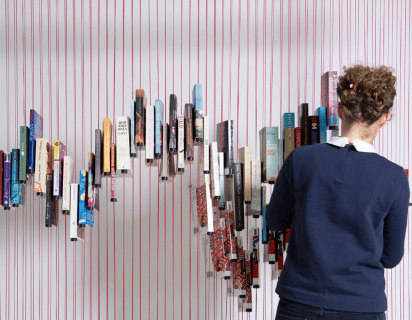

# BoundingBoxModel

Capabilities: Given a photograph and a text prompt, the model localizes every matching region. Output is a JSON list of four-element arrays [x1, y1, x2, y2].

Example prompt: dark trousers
[[275, 297, 386, 320]]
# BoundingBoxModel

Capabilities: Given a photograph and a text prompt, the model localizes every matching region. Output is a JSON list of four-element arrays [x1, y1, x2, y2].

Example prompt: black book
[[185, 104, 194, 161], [233, 163, 244, 231], [309, 116, 320, 145], [95, 129, 102, 188], [45, 169, 53, 227], [169, 94, 178, 153]]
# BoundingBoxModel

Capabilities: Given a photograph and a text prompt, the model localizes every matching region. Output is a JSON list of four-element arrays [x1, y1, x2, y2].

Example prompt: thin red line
[[213, 0, 216, 141], [254, 0, 258, 156], [221, 0, 224, 128], [229, 0, 233, 123], [205, 0, 208, 117], [237, 0, 241, 158], [164, 4, 168, 318]]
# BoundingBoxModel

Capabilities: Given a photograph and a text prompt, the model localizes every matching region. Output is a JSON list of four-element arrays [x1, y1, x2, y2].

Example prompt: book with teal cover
[[19, 126, 29, 182]]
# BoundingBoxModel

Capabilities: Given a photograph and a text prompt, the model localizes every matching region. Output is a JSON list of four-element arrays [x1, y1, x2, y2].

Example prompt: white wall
[[0, 0, 411, 319]]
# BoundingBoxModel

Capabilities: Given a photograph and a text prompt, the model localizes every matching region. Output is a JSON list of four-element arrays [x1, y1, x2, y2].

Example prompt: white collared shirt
[[325, 136, 377, 154]]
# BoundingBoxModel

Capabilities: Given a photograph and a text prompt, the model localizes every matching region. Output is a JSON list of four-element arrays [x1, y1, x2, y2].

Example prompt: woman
[[265, 65, 410, 320]]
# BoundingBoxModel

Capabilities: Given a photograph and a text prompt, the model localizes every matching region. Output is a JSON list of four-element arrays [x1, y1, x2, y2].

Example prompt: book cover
[[87, 153, 95, 209], [268, 231, 276, 264], [196, 184, 208, 228], [210, 217, 230, 278], [294, 127, 302, 148], [309, 116, 320, 145], [62, 156, 74, 214], [284, 127, 295, 160], [169, 94, 178, 153], [11, 149, 21, 207], [53, 141, 67, 198], [145, 105, 155, 163], [115, 116, 132, 175], [203, 116, 210, 173], [259, 127, 279, 184], [135, 89, 146, 147], [209, 142, 220, 199], [28, 109, 43, 174], [94, 129, 102, 187], [238, 147, 251, 204], [298, 103, 309, 146], [3, 152, 11, 209], [250, 161, 261, 217], [184, 104, 194, 161], [19, 126, 29, 183], [244, 250, 252, 312], [0, 150, 3, 206], [225, 210, 237, 262], [204, 174, 214, 234], [192, 84, 203, 142], [154, 99, 163, 159], [315, 107, 327, 143], [321, 71, 339, 127], [177, 115, 185, 172], [103, 118, 112, 176], [34, 138, 50, 196], [233, 163, 244, 231], [70, 183, 79, 240], [217, 120, 234, 175], [45, 169, 53, 227], [130, 99, 137, 157], [233, 236, 246, 298], [78, 170, 88, 226], [159, 123, 169, 181], [110, 143, 117, 202], [218, 152, 225, 210], [261, 186, 268, 244], [51, 190, 58, 227]]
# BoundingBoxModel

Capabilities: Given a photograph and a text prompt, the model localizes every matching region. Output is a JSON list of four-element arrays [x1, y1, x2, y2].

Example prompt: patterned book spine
[[11, 149, 21, 207], [53, 141, 67, 198], [3, 152, 11, 209], [169, 94, 178, 153], [294, 127, 302, 148], [110, 143, 117, 202], [34, 138, 49, 196], [130, 99, 137, 157], [87, 153, 95, 209], [250, 161, 261, 217], [78, 170, 88, 226], [70, 183, 79, 240], [19, 126, 29, 183], [203, 116, 210, 173], [154, 99, 163, 159], [28, 109, 43, 174], [261, 186, 268, 243], [309, 116, 320, 145], [0, 150, 3, 206], [321, 71, 339, 127], [244, 250, 252, 312], [238, 147, 251, 204], [251, 227, 260, 288], [218, 152, 225, 210], [145, 105, 155, 162], [225, 210, 237, 261], [62, 156, 73, 214], [103, 118, 112, 176], [209, 142, 220, 199], [196, 185, 207, 228], [116, 116, 132, 174], [236, 236, 246, 298], [315, 107, 327, 143], [45, 169, 53, 227], [233, 163, 244, 231], [284, 127, 295, 161], [184, 104, 194, 161], [135, 89, 146, 147], [193, 84, 203, 142], [210, 217, 229, 277], [177, 115, 185, 172], [160, 123, 169, 180], [94, 129, 102, 188], [204, 174, 214, 235]]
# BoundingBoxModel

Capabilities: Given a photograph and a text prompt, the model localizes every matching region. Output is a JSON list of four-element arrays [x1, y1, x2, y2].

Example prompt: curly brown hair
[[336, 64, 396, 126]]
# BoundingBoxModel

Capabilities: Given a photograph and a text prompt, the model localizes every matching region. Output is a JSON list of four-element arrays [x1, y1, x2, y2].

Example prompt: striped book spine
[[259, 127, 279, 184], [321, 71, 339, 127], [19, 126, 29, 182], [309, 116, 320, 145], [3, 152, 11, 209], [298, 103, 309, 146], [87, 153, 95, 210], [115, 116, 132, 174], [261, 186, 268, 244], [233, 163, 244, 231], [110, 143, 117, 202], [238, 147, 251, 204], [160, 123, 169, 180], [250, 161, 261, 217]]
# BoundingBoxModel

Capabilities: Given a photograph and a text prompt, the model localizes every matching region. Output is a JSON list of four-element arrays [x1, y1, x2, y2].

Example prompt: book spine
[[204, 174, 214, 234], [209, 142, 220, 199], [0, 150, 3, 206], [261, 186, 268, 243], [70, 183, 79, 240], [315, 107, 327, 143], [28, 110, 35, 173], [244, 250, 252, 312], [309, 116, 320, 145], [45, 169, 53, 227], [11, 149, 21, 207], [294, 127, 302, 148], [135, 89, 146, 146], [225, 211, 237, 262], [51, 190, 58, 226], [115, 116, 131, 173], [252, 250, 260, 288], [184, 104, 194, 161], [276, 231, 284, 270], [19, 126, 29, 182], [160, 123, 169, 180], [62, 156, 73, 213], [177, 115, 185, 172], [34, 139, 46, 195], [322, 71, 339, 127], [169, 94, 178, 153], [196, 185, 207, 228], [203, 116, 210, 173], [87, 153, 95, 209], [239, 147, 251, 203], [233, 163, 244, 231], [226, 120, 234, 175], [250, 161, 261, 217], [236, 236, 246, 298], [78, 170, 87, 226], [130, 99, 137, 157], [3, 152, 11, 208], [103, 118, 112, 176], [154, 99, 163, 159], [94, 129, 102, 187], [284, 127, 295, 160], [145, 105, 155, 162], [193, 84, 204, 142], [218, 152, 225, 210], [110, 143, 117, 202], [53, 141, 66, 198], [260, 127, 279, 184]]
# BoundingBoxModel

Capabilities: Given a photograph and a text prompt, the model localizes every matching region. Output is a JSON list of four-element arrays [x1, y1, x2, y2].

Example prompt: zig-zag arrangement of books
[[0, 71, 340, 310]]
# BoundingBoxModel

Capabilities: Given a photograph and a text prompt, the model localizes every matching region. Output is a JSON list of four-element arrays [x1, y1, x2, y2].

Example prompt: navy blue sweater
[[266, 137, 410, 312]]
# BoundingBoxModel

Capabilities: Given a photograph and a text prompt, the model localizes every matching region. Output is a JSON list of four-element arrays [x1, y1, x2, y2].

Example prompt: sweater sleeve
[[380, 169, 410, 269], [265, 148, 296, 232]]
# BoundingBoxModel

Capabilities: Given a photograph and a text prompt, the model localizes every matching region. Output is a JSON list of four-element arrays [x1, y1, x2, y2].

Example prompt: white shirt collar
[[326, 136, 377, 154]]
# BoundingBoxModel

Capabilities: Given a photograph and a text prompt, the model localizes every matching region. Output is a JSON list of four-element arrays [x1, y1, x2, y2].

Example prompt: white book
[[159, 123, 169, 180], [34, 138, 49, 195], [250, 161, 261, 216], [177, 115, 185, 172], [62, 156, 74, 213], [218, 152, 225, 209], [203, 116, 210, 173], [209, 142, 220, 199], [204, 174, 214, 235], [145, 105, 155, 161], [115, 116, 133, 177], [70, 183, 79, 240]]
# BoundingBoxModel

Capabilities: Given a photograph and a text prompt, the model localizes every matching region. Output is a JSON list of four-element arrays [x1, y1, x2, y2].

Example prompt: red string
[[288, 0, 291, 111], [254, 0, 258, 157], [236, 0, 241, 158], [164, 3, 168, 316], [213, 0, 216, 141], [312, 0, 317, 115], [206, 0, 208, 117], [330, 0, 334, 71], [106, 183, 109, 320], [221, 0, 225, 146], [131, 2, 135, 317]]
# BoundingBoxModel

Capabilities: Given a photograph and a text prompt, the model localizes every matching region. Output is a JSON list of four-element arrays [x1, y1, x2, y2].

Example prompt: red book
[[294, 127, 302, 148]]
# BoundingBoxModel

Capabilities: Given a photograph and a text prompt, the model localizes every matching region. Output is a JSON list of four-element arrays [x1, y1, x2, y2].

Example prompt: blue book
[[315, 107, 327, 144], [193, 84, 204, 142], [28, 109, 43, 173], [261, 186, 268, 244], [130, 99, 137, 157], [154, 99, 163, 159], [78, 170, 88, 227], [3, 152, 11, 209], [11, 149, 21, 207]]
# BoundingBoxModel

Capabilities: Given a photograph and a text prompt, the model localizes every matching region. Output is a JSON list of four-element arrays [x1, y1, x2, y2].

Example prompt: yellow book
[[103, 118, 112, 176]]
